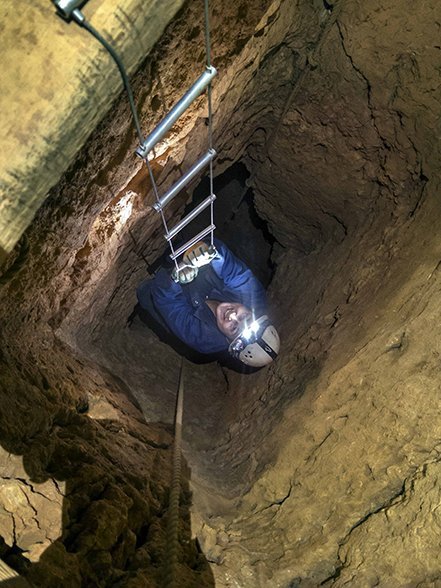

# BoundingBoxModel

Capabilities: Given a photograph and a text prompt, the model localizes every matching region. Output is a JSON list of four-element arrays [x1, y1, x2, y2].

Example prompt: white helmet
[[228, 315, 280, 367]]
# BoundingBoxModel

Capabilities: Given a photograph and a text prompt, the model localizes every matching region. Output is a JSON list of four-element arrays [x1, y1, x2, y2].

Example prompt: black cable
[[78, 18, 145, 145], [204, 0, 211, 68]]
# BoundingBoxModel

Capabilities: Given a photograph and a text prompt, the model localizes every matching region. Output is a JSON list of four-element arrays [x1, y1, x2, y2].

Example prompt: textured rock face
[[0, 0, 185, 255], [1, 0, 441, 586], [0, 352, 215, 586], [200, 0, 441, 585]]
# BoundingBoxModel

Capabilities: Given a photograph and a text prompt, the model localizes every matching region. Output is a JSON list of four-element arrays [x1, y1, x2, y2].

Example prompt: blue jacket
[[137, 239, 266, 354]]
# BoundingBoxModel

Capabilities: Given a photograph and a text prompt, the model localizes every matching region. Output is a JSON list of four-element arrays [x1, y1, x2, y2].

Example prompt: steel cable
[[144, 158, 180, 270], [229, 1, 344, 215], [204, 0, 215, 246], [66, 1, 217, 261]]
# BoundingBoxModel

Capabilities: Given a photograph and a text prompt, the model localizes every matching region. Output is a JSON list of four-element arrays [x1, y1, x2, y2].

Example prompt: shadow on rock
[[0, 359, 215, 587]]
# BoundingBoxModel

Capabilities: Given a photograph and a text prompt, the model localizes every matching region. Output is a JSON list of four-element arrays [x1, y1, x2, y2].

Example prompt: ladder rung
[[136, 66, 217, 158], [165, 195, 216, 241], [153, 149, 216, 212], [169, 225, 215, 261]]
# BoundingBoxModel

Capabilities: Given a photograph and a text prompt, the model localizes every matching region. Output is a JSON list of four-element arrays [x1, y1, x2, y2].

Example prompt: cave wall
[[0, 0, 273, 585], [250, 1, 438, 251], [195, 0, 441, 585], [0, 0, 185, 256], [0, 0, 441, 586]]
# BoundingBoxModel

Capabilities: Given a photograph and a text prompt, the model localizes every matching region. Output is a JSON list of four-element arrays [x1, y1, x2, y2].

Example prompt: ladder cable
[[54, 0, 218, 263], [230, 2, 344, 216], [144, 0, 217, 259], [144, 158, 180, 271], [204, 0, 215, 247], [163, 357, 185, 587], [204, 0, 212, 69], [71, 11, 145, 145]]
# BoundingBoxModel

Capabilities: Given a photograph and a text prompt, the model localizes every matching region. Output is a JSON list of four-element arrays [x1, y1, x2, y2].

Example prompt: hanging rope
[[163, 357, 185, 587], [230, 1, 344, 216], [265, 0, 344, 155], [204, 0, 215, 247], [72, 13, 145, 145]]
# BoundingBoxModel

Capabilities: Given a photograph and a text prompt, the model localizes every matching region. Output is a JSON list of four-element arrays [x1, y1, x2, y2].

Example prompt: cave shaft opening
[[0, 0, 440, 585]]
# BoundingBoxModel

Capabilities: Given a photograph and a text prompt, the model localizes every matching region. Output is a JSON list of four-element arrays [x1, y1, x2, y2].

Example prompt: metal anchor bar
[[165, 194, 216, 241], [169, 225, 215, 261], [136, 66, 217, 158], [153, 149, 216, 212], [52, 0, 89, 21]]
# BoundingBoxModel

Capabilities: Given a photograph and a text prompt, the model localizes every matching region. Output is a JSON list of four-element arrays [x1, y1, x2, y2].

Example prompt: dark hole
[[178, 161, 277, 287]]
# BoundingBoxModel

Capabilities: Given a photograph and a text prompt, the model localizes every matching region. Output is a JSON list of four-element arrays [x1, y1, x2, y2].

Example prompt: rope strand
[[163, 358, 185, 587]]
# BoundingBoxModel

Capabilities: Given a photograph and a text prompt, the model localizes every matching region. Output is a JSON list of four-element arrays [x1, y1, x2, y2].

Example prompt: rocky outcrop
[[0, 344, 218, 586]]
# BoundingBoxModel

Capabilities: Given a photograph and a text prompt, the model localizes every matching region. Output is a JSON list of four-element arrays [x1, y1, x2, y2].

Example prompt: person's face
[[215, 302, 252, 340]]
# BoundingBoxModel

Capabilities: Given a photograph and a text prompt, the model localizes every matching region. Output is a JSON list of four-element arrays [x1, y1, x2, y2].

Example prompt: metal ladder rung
[[169, 225, 215, 261], [136, 66, 217, 158], [165, 194, 216, 241], [153, 149, 216, 212]]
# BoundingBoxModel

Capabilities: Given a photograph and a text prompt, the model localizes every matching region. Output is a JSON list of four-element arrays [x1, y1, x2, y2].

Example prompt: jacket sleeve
[[211, 239, 267, 312], [151, 269, 228, 354]]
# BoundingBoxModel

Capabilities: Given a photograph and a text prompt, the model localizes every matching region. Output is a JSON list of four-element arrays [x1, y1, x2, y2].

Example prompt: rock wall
[[0, 343, 216, 586], [0, 0, 185, 255], [0, 0, 440, 586], [194, 0, 441, 585]]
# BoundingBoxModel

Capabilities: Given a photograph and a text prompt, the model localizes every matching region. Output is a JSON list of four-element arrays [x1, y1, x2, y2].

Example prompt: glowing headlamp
[[228, 316, 271, 359], [241, 319, 261, 340]]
